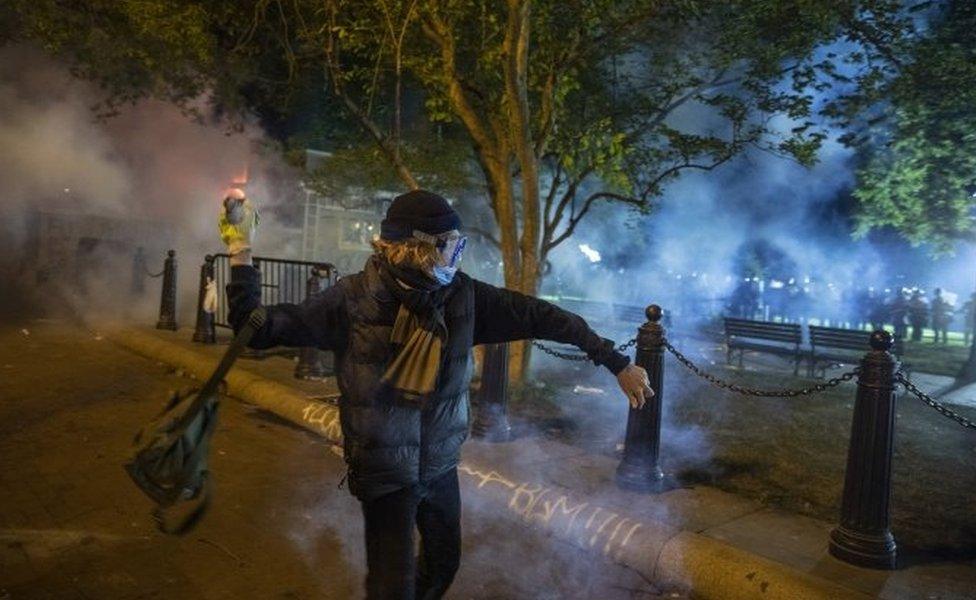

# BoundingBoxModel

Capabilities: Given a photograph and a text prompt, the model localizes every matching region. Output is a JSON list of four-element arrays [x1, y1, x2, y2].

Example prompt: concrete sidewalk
[[104, 324, 976, 600]]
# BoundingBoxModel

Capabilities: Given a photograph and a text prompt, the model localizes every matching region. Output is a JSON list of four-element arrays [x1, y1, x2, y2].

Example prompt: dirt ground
[[513, 341, 976, 559]]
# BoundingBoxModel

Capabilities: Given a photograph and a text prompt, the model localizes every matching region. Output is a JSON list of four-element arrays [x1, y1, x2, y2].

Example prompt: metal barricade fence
[[211, 253, 338, 328]]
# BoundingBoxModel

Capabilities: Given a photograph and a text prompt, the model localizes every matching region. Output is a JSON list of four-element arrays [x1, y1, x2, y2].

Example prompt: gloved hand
[[616, 364, 653, 409], [218, 194, 259, 257]]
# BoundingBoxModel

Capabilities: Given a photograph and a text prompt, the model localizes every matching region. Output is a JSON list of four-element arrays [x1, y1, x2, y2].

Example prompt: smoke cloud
[[544, 103, 975, 332], [0, 45, 302, 322]]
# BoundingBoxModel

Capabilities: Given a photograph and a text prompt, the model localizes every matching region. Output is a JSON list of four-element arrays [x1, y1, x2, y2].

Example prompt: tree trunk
[[504, 0, 540, 382], [480, 156, 533, 382]]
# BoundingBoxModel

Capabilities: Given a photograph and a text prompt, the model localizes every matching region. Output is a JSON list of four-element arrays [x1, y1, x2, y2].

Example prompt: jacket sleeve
[[226, 265, 347, 351], [472, 279, 631, 375]]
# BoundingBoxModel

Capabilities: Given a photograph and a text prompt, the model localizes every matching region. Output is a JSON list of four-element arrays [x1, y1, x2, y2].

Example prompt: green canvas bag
[[125, 307, 266, 534]]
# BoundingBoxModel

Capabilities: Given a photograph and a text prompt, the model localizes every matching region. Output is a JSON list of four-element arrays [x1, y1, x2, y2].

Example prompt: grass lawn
[[901, 341, 971, 377], [510, 359, 976, 556]]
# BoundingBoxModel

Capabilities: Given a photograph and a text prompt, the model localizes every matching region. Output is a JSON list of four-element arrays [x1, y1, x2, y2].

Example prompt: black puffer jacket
[[227, 259, 630, 501]]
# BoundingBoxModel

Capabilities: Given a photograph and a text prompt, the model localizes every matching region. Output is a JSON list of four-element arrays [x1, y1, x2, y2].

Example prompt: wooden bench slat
[[730, 335, 802, 345], [730, 343, 800, 355], [727, 331, 801, 341], [812, 338, 867, 345], [727, 324, 801, 333], [810, 332, 870, 341], [727, 325, 801, 335], [725, 320, 800, 331], [722, 317, 803, 375], [727, 323, 800, 332]]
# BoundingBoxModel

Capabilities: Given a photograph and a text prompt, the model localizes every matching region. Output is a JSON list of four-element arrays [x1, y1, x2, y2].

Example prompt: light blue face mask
[[432, 265, 458, 285], [417, 230, 466, 286]]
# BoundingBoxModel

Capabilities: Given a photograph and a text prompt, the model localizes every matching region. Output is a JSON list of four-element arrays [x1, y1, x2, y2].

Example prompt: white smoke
[[0, 45, 302, 322]]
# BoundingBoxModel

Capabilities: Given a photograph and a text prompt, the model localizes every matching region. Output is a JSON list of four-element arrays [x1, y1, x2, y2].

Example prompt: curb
[[109, 327, 868, 600]]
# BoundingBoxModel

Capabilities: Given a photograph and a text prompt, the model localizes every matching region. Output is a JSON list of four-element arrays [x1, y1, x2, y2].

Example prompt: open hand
[[616, 364, 653, 409]]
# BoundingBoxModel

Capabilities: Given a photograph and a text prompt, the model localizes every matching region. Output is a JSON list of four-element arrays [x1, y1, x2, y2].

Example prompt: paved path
[[0, 321, 669, 599], [109, 324, 976, 600]]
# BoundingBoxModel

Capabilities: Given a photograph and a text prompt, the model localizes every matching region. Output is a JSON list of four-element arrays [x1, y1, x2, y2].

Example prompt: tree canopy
[[3, 0, 933, 376], [836, 0, 976, 253]]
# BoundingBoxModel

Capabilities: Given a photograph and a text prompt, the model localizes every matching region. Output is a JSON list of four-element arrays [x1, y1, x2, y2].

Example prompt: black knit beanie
[[380, 190, 462, 241]]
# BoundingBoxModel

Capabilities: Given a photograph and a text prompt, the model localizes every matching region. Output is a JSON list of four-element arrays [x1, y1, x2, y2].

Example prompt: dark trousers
[[360, 468, 461, 600]]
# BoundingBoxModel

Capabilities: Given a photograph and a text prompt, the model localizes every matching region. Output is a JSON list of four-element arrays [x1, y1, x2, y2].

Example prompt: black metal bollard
[[829, 330, 897, 569], [472, 343, 513, 442], [295, 267, 328, 380], [616, 304, 665, 493], [192, 255, 216, 344], [155, 250, 178, 331]]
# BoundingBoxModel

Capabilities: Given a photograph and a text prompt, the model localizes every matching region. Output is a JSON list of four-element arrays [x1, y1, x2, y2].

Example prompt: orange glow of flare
[[230, 165, 249, 188]]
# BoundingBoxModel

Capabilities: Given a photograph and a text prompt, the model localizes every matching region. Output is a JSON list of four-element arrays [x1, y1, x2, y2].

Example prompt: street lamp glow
[[578, 243, 601, 263]]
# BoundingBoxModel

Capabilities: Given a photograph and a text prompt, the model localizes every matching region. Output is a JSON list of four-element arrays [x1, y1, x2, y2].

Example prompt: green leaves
[[848, 0, 976, 254]]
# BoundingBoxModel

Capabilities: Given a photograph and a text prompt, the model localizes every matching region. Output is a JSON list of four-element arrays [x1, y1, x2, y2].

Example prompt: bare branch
[[323, 0, 419, 189], [466, 226, 502, 249], [542, 158, 564, 227], [420, 12, 500, 164], [542, 166, 593, 252]]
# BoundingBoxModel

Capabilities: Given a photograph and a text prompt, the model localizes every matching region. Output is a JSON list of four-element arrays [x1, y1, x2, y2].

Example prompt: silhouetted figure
[[963, 293, 976, 346], [908, 289, 929, 342], [729, 280, 760, 319], [863, 287, 885, 331], [930, 288, 953, 344], [888, 290, 910, 341]]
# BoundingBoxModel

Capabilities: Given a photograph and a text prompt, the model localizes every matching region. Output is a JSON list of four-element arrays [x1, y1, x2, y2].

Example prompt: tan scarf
[[376, 258, 450, 406]]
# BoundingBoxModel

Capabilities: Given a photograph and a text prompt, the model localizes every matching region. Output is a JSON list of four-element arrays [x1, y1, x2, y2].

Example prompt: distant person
[[908, 289, 929, 342], [729, 280, 758, 319], [864, 287, 885, 331], [930, 288, 953, 344], [963, 293, 976, 346], [784, 281, 803, 324], [220, 189, 652, 600], [889, 290, 910, 341]]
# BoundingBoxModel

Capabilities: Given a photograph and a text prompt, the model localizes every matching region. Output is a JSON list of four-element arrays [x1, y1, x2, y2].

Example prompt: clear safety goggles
[[413, 230, 467, 268]]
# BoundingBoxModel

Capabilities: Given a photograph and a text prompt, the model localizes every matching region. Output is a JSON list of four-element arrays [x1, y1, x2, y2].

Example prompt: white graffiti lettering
[[537, 495, 590, 532], [457, 464, 517, 489], [457, 462, 647, 559], [301, 402, 342, 442]]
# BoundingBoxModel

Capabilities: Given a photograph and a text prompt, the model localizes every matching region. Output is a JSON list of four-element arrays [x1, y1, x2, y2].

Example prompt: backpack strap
[[174, 307, 267, 433]]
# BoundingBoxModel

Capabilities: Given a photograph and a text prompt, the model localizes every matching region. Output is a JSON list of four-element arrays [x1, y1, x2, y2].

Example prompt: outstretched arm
[[225, 264, 347, 351], [472, 279, 650, 407], [471, 279, 625, 369]]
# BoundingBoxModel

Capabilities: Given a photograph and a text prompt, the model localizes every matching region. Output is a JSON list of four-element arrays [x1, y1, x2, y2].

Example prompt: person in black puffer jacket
[[221, 189, 652, 600]]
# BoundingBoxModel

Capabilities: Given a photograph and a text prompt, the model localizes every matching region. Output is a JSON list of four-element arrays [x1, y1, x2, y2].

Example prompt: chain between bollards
[[532, 338, 637, 361], [664, 341, 858, 398], [897, 372, 976, 430]]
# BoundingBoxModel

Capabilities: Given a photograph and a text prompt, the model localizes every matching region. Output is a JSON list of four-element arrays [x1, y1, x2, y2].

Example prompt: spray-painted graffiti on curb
[[458, 463, 644, 561], [296, 400, 645, 562], [301, 401, 343, 442]]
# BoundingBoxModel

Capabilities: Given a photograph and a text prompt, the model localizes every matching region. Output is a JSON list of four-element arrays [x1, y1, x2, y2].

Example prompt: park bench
[[808, 325, 908, 378], [723, 318, 803, 375]]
